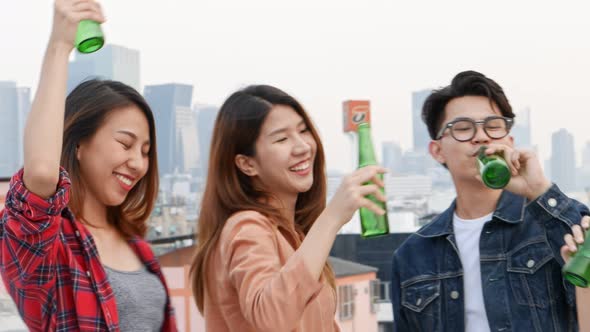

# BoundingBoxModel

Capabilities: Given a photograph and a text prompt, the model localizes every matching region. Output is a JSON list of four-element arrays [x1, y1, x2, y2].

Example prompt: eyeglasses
[[435, 116, 514, 142]]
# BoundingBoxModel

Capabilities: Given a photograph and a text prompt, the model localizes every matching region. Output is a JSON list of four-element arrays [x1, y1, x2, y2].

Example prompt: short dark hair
[[422, 70, 515, 140]]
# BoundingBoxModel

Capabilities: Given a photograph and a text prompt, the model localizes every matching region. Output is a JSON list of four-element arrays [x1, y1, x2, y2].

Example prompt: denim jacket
[[391, 184, 589, 332]]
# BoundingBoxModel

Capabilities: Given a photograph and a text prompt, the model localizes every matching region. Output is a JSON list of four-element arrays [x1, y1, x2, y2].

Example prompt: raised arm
[[23, 0, 104, 198]]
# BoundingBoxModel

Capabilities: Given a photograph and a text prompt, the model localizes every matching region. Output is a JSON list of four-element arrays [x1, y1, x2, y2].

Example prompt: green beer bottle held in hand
[[563, 231, 590, 287], [75, 20, 104, 53], [477, 146, 511, 189], [357, 123, 389, 238]]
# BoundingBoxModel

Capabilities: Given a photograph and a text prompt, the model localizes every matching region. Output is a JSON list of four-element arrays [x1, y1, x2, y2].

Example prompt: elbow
[[23, 165, 60, 198]]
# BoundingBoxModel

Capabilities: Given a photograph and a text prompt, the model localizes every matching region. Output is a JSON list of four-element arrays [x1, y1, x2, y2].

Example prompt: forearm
[[23, 43, 70, 198], [296, 210, 341, 281], [577, 287, 590, 331]]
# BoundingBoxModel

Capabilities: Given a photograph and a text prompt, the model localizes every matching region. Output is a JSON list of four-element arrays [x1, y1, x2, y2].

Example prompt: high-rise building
[[578, 141, 590, 189], [0, 82, 21, 177], [412, 89, 432, 153], [550, 129, 576, 191], [67, 44, 140, 92], [175, 106, 199, 175], [144, 84, 194, 176], [16, 87, 31, 165], [511, 107, 531, 148], [581, 141, 590, 167], [382, 141, 403, 173], [400, 151, 430, 175], [194, 105, 219, 178]]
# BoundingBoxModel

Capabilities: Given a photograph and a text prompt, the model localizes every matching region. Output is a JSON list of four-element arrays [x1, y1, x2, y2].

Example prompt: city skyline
[[551, 129, 576, 191], [3, 1, 590, 174], [144, 83, 194, 176], [0, 72, 585, 182]]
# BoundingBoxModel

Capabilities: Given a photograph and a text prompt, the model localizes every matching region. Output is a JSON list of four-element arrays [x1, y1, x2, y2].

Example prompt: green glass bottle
[[563, 232, 590, 287], [476, 146, 511, 189], [357, 123, 389, 238], [75, 20, 104, 54]]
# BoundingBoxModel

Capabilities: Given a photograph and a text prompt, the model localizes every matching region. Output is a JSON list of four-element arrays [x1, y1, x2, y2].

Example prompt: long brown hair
[[61, 79, 159, 238], [190, 85, 335, 312]]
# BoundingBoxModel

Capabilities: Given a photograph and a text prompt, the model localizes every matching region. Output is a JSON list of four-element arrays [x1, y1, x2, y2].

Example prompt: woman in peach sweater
[[190, 85, 386, 331]]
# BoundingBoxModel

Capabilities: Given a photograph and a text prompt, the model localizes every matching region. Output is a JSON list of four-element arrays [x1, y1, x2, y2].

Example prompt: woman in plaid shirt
[[0, 1, 177, 331]]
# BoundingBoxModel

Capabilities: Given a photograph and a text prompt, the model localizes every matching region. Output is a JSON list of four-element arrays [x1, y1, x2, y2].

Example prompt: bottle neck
[[477, 146, 504, 165], [358, 128, 377, 167]]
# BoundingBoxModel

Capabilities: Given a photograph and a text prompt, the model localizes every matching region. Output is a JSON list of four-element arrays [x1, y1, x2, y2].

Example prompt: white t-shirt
[[453, 211, 493, 332]]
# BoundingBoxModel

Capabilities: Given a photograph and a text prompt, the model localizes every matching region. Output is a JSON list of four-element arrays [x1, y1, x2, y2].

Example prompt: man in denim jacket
[[390, 70, 589, 331]]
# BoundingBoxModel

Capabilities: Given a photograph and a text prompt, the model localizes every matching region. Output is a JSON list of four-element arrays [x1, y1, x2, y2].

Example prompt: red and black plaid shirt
[[0, 168, 177, 331]]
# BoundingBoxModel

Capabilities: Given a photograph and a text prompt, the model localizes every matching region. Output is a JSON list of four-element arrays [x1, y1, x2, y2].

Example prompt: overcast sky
[[2, 0, 590, 172]]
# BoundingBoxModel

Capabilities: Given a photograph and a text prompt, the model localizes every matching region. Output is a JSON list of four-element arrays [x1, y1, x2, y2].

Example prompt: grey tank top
[[104, 265, 167, 332]]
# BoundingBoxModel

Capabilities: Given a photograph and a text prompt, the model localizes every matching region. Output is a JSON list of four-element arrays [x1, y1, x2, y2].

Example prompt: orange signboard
[[342, 100, 371, 133]]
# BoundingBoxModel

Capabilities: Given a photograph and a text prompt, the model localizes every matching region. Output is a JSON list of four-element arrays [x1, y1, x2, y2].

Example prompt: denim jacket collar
[[417, 190, 527, 237]]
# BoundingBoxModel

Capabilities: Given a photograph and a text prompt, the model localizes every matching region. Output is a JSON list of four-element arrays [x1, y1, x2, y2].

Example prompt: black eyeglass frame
[[435, 116, 514, 142]]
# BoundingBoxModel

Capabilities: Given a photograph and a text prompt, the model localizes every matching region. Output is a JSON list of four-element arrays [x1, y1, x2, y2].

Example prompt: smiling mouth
[[289, 161, 311, 172], [113, 172, 134, 189]]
